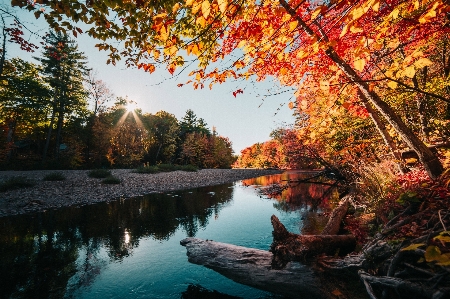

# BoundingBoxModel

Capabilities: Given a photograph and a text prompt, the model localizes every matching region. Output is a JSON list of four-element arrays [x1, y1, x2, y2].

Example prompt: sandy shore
[[0, 169, 282, 217]]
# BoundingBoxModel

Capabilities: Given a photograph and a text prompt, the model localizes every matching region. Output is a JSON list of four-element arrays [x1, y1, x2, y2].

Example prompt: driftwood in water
[[180, 237, 330, 299], [270, 215, 356, 262], [321, 198, 350, 235]]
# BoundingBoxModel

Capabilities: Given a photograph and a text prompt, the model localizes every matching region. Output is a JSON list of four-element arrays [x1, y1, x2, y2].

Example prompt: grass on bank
[[0, 176, 35, 192], [102, 175, 121, 184], [43, 172, 66, 181], [134, 163, 198, 174], [88, 169, 112, 178]]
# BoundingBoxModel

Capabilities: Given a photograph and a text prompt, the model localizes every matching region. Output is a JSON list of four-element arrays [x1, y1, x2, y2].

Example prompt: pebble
[[0, 168, 282, 217]]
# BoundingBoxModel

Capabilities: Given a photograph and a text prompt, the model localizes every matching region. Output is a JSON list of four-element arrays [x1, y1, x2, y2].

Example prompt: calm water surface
[[0, 171, 335, 299]]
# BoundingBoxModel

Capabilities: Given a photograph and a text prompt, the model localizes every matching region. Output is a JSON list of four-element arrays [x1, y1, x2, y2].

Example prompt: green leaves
[[396, 191, 420, 204]]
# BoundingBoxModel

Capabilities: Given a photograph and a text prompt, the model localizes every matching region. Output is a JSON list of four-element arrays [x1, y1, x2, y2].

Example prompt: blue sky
[[7, 5, 295, 153]]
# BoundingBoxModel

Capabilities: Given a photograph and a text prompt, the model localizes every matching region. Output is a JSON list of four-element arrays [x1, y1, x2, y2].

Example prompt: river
[[0, 171, 335, 299]]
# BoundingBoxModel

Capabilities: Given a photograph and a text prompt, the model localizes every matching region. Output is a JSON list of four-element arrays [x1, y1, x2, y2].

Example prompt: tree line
[[0, 32, 235, 169]]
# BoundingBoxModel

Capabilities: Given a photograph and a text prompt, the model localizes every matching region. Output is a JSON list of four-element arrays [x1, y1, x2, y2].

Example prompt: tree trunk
[[326, 49, 443, 179], [360, 98, 408, 174], [5, 118, 16, 162], [55, 101, 65, 159], [278, 0, 444, 179], [43, 105, 56, 163], [321, 198, 350, 235], [270, 215, 356, 262], [180, 237, 329, 299], [0, 16, 6, 78]]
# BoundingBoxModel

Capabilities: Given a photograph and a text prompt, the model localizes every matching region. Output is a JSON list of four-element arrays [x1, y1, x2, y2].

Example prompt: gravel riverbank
[[0, 168, 282, 217]]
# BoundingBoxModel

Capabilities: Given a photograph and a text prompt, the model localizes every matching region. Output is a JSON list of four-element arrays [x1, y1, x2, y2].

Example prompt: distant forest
[[0, 32, 235, 170]]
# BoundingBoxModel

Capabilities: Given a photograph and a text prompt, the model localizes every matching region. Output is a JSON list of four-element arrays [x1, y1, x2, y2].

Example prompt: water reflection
[[242, 170, 338, 235], [0, 172, 337, 299], [0, 184, 234, 299]]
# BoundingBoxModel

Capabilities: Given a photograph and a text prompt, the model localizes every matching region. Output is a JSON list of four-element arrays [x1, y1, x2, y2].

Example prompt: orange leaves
[[186, 43, 202, 56], [233, 60, 246, 69], [167, 63, 176, 75], [138, 63, 156, 73]]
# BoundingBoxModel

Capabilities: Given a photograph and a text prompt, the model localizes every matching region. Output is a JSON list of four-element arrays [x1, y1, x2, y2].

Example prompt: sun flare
[[126, 101, 139, 112]]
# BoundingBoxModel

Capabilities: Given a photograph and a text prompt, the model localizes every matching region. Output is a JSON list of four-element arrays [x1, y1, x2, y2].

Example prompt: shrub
[[178, 164, 198, 172], [0, 176, 35, 192], [88, 169, 111, 178], [102, 175, 121, 184], [43, 172, 66, 181], [133, 165, 159, 174], [155, 164, 177, 172]]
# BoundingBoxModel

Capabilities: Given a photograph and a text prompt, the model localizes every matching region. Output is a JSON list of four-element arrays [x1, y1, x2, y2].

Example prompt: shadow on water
[[0, 184, 234, 299]]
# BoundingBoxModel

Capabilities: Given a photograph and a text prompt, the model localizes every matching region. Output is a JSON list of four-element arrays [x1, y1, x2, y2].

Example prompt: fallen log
[[321, 198, 350, 235], [180, 237, 330, 299], [270, 215, 356, 261]]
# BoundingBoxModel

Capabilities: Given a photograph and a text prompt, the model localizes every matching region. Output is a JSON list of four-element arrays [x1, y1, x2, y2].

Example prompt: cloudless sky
[[8, 5, 296, 154]]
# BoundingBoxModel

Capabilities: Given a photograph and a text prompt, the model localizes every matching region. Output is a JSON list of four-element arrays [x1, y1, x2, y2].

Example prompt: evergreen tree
[[35, 31, 89, 163]]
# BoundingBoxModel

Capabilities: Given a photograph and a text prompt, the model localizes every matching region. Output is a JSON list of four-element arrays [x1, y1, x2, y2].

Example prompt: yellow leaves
[[372, 0, 380, 12], [237, 40, 246, 48], [387, 81, 398, 89], [403, 65, 416, 78], [289, 20, 298, 31], [414, 58, 433, 69], [387, 39, 400, 49], [354, 58, 366, 71], [401, 243, 425, 251], [311, 5, 327, 20], [218, 0, 228, 14], [201, 0, 210, 19], [352, 7, 365, 20], [185, 0, 195, 6], [172, 3, 181, 14], [388, 8, 400, 20], [153, 49, 160, 60], [192, 0, 202, 14], [340, 23, 349, 38], [288, 102, 295, 109], [350, 24, 363, 34], [296, 50, 307, 59], [196, 16, 206, 27], [425, 245, 450, 266], [319, 80, 330, 93], [186, 43, 201, 56], [419, 2, 440, 24]]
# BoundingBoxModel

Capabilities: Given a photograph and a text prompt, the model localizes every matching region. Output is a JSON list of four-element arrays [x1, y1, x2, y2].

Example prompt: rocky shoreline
[[0, 168, 282, 217]]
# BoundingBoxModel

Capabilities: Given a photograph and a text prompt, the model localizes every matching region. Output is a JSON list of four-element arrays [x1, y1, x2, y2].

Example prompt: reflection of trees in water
[[243, 171, 338, 213], [244, 171, 338, 235], [0, 183, 234, 298]]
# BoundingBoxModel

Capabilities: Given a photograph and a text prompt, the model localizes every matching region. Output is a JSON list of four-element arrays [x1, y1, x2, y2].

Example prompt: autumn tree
[[15, 0, 450, 177]]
